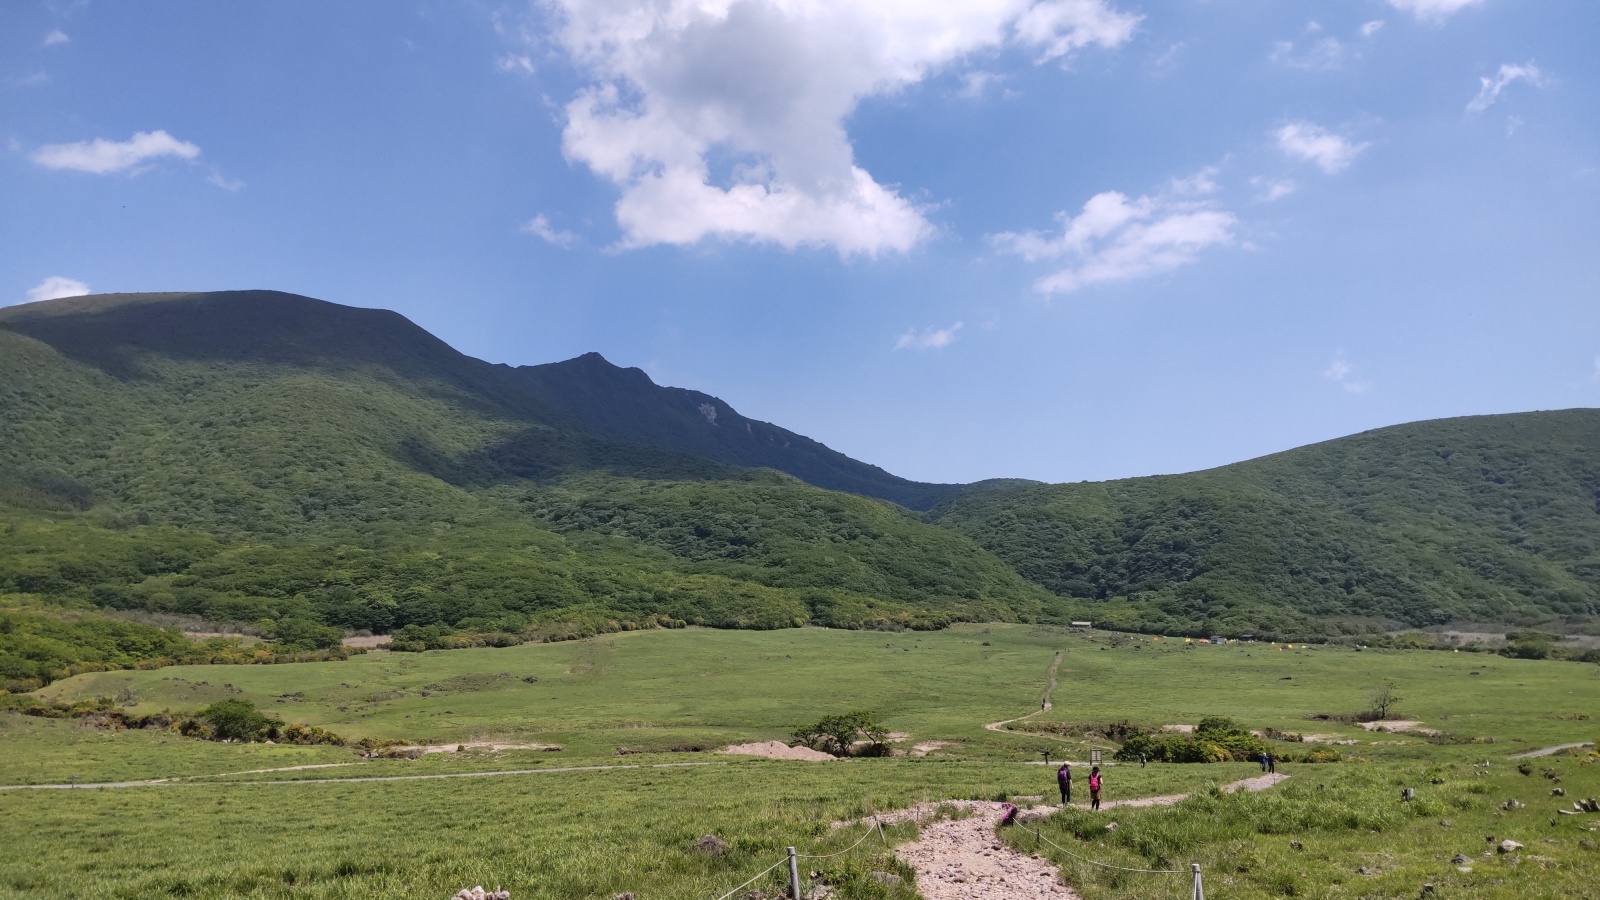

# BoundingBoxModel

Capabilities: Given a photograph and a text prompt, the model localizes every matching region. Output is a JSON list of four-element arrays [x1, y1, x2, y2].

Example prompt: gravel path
[[888, 774, 1289, 899], [895, 802, 1080, 900]]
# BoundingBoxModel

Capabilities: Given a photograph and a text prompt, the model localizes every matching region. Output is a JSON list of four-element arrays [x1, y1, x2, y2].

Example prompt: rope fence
[[709, 816, 885, 900], [710, 813, 1205, 900], [1031, 827, 1204, 899]]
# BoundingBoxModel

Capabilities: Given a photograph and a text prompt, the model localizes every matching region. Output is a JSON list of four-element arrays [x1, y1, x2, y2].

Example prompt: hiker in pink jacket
[[1089, 766, 1102, 811]]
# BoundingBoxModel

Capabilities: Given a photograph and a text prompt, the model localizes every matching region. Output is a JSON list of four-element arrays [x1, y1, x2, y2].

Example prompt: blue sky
[[3, 0, 1596, 485]]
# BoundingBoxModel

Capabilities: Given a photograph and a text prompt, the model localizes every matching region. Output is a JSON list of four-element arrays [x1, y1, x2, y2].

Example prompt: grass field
[[4, 625, 1599, 898]]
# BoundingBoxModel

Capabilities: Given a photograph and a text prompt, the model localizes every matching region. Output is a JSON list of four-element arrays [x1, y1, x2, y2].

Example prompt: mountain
[[2, 289, 1597, 656], [929, 411, 1600, 637], [0, 291, 1051, 666]]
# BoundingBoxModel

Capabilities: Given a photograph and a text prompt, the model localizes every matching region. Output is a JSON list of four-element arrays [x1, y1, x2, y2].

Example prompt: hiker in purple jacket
[[1057, 762, 1072, 804]]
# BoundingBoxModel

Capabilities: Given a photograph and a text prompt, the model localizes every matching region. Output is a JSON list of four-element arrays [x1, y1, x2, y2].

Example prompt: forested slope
[[929, 411, 1600, 637], [0, 292, 1054, 682]]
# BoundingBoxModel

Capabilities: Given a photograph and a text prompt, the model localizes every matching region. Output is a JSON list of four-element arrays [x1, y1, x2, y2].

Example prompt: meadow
[[3, 624, 1598, 898]]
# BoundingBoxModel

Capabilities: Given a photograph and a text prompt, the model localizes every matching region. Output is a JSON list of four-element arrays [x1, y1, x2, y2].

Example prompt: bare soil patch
[[342, 634, 392, 648], [1161, 723, 1195, 733], [717, 741, 836, 761], [388, 741, 563, 756], [1357, 720, 1439, 735]]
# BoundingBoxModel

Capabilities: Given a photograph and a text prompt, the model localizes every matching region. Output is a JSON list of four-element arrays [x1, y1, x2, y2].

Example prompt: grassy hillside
[[0, 293, 1052, 680], [930, 411, 1600, 638], [6, 625, 1599, 898]]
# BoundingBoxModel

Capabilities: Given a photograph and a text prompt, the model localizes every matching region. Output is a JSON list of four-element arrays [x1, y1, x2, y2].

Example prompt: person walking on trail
[[1089, 766, 1103, 811], [1260, 751, 1269, 773], [1265, 752, 1275, 775], [1057, 763, 1072, 804]]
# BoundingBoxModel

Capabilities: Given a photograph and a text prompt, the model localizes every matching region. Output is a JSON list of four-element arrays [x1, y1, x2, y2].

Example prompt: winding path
[[984, 650, 1062, 736]]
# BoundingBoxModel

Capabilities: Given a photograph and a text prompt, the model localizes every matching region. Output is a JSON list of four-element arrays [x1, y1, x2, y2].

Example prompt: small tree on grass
[[792, 710, 887, 757], [197, 698, 282, 742], [1368, 680, 1401, 720]]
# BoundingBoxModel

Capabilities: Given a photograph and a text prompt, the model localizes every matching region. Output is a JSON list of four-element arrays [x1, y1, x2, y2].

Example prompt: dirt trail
[[888, 774, 1286, 899], [895, 802, 1080, 899], [0, 761, 722, 791], [1508, 742, 1594, 759], [984, 651, 1062, 735]]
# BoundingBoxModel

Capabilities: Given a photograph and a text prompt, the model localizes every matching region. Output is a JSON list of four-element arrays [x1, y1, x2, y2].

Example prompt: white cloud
[[1360, 20, 1386, 38], [1275, 122, 1368, 174], [497, 54, 535, 75], [521, 213, 580, 248], [894, 321, 964, 350], [43, 29, 70, 46], [1385, 0, 1483, 23], [1323, 355, 1370, 393], [991, 177, 1237, 295], [1270, 36, 1345, 70], [1251, 177, 1297, 202], [958, 70, 1005, 99], [207, 169, 245, 191], [31, 130, 201, 175], [1467, 62, 1548, 113], [546, 0, 1139, 256], [9, 71, 50, 87], [24, 276, 89, 305]]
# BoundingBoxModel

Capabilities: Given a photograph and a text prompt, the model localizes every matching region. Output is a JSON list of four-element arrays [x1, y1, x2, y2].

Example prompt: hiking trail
[[885, 774, 1289, 899], [984, 650, 1061, 736]]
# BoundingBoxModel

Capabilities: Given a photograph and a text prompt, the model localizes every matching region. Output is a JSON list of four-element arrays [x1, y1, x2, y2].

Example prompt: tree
[[1368, 680, 1401, 720], [197, 698, 281, 742], [791, 710, 887, 757]]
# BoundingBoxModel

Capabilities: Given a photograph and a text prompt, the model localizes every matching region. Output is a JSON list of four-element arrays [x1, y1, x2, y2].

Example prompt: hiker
[[999, 802, 1019, 826], [1089, 766, 1102, 811], [1260, 751, 1269, 773], [1139, 753, 1146, 769], [1057, 762, 1072, 804], [1265, 752, 1275, 774]]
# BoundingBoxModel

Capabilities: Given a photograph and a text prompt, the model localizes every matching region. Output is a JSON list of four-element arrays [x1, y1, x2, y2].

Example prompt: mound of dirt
[[1358, 720, 1438, 735], [718, 741, 837, 761], [911, 741, 955, 757]]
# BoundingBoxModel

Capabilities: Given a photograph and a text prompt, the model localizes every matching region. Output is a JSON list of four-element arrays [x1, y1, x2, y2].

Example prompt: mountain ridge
[[3, 289, 1597, 647]]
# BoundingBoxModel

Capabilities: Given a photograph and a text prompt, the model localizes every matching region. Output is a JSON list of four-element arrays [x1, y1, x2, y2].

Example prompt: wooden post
[[788, 846, 801, 900], [1191, 863, 1204, 900]]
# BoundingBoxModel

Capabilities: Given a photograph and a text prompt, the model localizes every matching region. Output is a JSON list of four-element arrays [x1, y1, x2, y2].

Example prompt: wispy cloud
[[1361, 20, 1386, 38], [1269, 22, 1346, 71], [894, 322, 964, 351], [43, 29, 70, 46], [992, 172, 1237, 296], [207, 169, 245, 191], [24, 276, 89, 305], [1251, 177, 1297, 202], [496, 54, 535, 75], [1385, 0, 1482, 24], [1324, 355, 1371, 393], [31, 130, 200, 174], [1467, 62, 1549, 113], [521, 213, 579, 248], [9, 71, 50, 87], [1276, 122, 1368, 174]]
